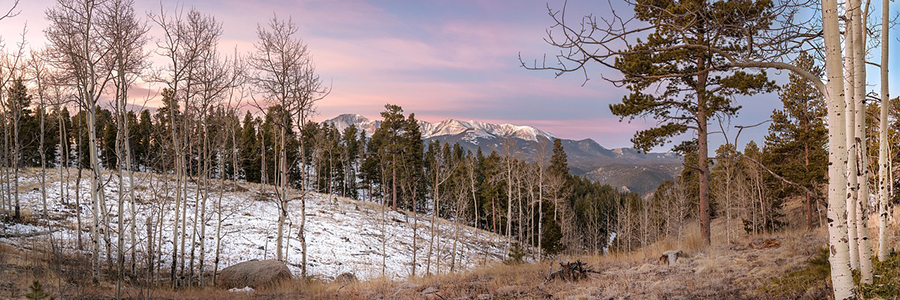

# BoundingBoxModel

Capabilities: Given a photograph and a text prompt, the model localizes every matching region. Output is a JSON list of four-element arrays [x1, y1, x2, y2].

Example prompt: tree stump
[[659, 250, 688, 266], [548, 260, 594, 282]]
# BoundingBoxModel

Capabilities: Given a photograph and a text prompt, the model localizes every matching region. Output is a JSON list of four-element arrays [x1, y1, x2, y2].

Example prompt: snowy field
[[0, 168, 508, 281]]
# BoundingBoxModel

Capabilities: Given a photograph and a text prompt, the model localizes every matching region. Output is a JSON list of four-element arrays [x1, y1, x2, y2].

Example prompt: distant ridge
[[323, 114, 682, 195]]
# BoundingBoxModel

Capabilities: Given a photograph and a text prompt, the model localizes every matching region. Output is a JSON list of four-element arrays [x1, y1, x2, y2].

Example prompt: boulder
[[218, 260, 292, 289]]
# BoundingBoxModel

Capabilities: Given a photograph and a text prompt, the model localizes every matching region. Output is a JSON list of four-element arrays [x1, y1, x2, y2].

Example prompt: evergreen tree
[[763, 52, 827, 230], [342, 124, 360, 199], [132, 110, 152, 169], [239, 112, 261, 182], [605, 0, 777, 245], [548, 139, 568, 177]]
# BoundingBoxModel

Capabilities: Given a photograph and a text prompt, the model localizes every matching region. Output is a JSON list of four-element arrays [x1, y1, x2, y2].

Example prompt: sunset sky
[[2, 0, 898, 151]]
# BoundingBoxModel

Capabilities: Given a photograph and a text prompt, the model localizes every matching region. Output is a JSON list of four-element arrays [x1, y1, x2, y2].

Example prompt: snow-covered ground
[[0, 168, 508, 281]]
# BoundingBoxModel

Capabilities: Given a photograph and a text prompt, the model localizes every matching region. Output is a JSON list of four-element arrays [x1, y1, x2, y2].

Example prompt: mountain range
[[323, 114, 682, 195]]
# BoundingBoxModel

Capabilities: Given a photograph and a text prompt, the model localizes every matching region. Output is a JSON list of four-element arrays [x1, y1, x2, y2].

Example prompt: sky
[[1, 0, 899, 152]]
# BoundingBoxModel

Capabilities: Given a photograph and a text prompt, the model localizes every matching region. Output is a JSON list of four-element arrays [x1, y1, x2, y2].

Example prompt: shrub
[[859, 251, 900, 298], [505, 242, 526, 265], [25, 281, 54, 300]]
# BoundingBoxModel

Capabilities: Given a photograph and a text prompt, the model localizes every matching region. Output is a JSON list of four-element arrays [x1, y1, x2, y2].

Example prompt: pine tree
[[7, 77, 31, 220], [548, 139, 568, 178], [763, 52, 827, 230], [240, 112, 261, 182]]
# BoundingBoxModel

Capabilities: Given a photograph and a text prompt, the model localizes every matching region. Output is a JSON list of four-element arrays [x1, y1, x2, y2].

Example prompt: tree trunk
[[115, 92, 126, 297], [877, 0, 891, 262], [822, 0, 856, 297], [427, 167, 438, 275], [851, 0, 873, 282], [300, 129, 308, 279], [76, 111, 84, 251], [506, 153, 513, 251], [697, 57, 711, 246], [87, 104, 103, 285], [843, 20, 860, 270], [170, 90, 182, 288]]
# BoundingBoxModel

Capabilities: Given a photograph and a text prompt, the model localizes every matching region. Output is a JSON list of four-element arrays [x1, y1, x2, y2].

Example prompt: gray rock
[[218, 260, 292, 289], [659, 250, 688, 266]]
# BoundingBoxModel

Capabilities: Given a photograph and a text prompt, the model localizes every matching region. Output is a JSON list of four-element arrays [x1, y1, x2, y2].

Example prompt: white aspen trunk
[[214, 167, 224, 286], [198, 122, 210, 286], [170, 98, 182, 288], [506, 155, 513, 251], [451, 193, 460, 272], [470, 160, 479, 231], [180, 141, 190, 286], [877, 0, 891, 262], [87, 105, 103, 285], [277, 122, 288, 262], [76, 113, 84, 250], [427, 166, 438, 275], [852, 0, 873, 282], [12, 99, 19, 221], [300, 129, 308, 278], [102, 173, 113, 275], [843, 20, 860, 270], [538, 163, 543, 259], [122, 111, 136, 276], [822, 0, 856, 297], [115, 93, 126, 297], [412, 192, 418, 277], [39, 104, 47, 221]]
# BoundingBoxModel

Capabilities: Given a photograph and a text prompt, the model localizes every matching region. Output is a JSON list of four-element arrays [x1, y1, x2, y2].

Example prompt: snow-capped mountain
[[323, 114, 681, 195], [326, 114, 381, 135], [324, 114, 554, 143]]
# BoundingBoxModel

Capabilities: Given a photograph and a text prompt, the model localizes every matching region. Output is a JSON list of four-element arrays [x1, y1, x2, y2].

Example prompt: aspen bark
[[843, 19, 860, 270], [822, 0, 856, 297], [877, 0, 891, 262], [851, 0, 873, 282]]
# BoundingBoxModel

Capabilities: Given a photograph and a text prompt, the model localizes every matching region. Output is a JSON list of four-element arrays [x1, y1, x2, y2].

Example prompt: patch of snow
[[228, 286, 254, 292], [0, 168, 507, 282]]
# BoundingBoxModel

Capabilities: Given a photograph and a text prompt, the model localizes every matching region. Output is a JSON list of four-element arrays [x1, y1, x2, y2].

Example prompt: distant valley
[[324, 114, 682, 195]]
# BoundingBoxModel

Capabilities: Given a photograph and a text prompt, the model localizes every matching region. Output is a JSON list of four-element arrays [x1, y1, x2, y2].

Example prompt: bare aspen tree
[[0, 0, 20, 222], [842, 5, 861, 270], [821, 0, 855, 296], [150, 6, 186, 286], [2, 36, 27, 222], [536, 138, 549, 259], [849, 0, 873, 283], [97, 0, 148, 291], [151, 6, 220, 286], [426, 143, 456, 275], [194, 44, 235, 287], [502, 137, 516, 251], [249, 15, 326, 266], [26, 50, 50, 222], [45, 0, 116, 284], [876, 0, 891, 262], [248, 14, 303, 263]]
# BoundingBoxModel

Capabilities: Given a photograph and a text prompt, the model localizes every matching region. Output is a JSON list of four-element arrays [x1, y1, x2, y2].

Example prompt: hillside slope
[[0, 168, 506, 281]]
